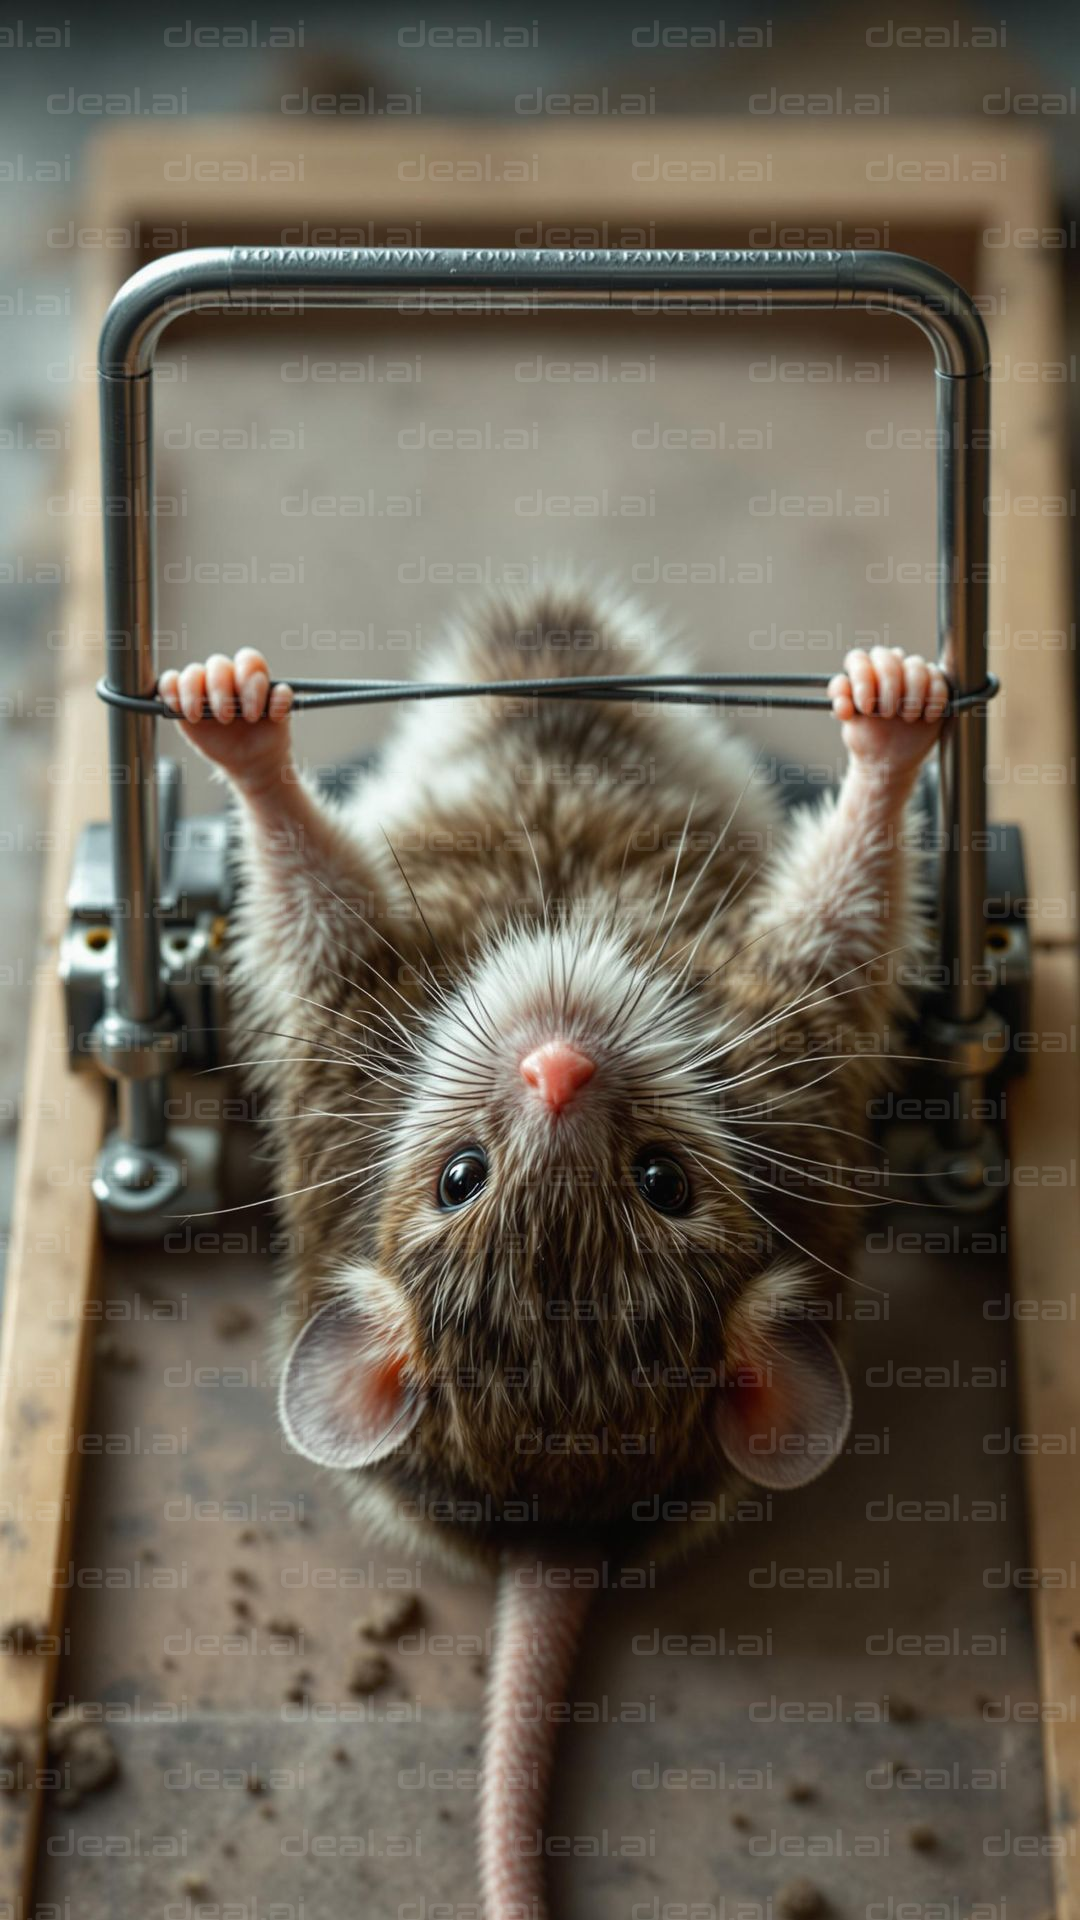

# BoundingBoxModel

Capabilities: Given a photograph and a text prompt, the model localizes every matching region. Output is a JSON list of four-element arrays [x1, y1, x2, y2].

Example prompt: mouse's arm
[[732, 648, 948, 1068], [160, 651, 389, 1054]]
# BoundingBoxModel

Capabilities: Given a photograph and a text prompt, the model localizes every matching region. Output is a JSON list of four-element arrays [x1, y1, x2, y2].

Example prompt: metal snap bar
[[96, 671, 1000, 719]]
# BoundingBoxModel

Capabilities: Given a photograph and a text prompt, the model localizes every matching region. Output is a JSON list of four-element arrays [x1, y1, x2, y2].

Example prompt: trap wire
[[98, 671, 1001, 720]]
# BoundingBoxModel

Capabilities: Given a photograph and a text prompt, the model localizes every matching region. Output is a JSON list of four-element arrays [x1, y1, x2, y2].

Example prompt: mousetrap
[[64, 244, 1018, 1237], [1, 121, 1076, 1920]]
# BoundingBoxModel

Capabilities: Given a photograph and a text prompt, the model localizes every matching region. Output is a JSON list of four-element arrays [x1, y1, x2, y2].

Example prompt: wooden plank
[[0, 226, 115, 1903], [1010, 948, 1080, 1920], [979, 136, 1078, 940], [83, 116, 1041, 229], [0, 683, 108, 1904]]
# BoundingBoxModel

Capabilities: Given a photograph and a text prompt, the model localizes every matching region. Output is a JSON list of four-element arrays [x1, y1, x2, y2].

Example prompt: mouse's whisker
[[659, 872, 748, 992], [717, 1134, 936, 1209], [649, 833, 733, 976], [681, 979, 898, 1084], [679, 894, 863, 1006], [516, 811, 550, 931], [711, 1131, 901, 1203], [409, 1023, 503, 1079], [281, 1006, 416, 1079], [222, 1020, 370, 1069], [287, 988, 423, 1058], [380, 830, 482, 1008], [710, 1040, 934, 1105], [164, 1150, 419, 1220], [654, 791, 699, 939], [200, 1055, 371, 1079], [711, 1068, 858, 1121], [711, 1127, 879, 1179], [609, 818, 640, 926], [711, 1046, 933, 1124], [619, 1046, 783, 1098], [300, 965, 500, 1085], [648, 747, 763, 965], [206, 1033, 370, 1075], [598, 849, 750, 1050], [559, 909, 595, 1028], [663, 855, 765, 988], [682, 1147, 881, 1294], [304, 884, 487, 1053], [731, 1116, 890, 1154], [307, 869, 438, 989], [699, 1050, 869, 1101], [312, 955, 434, 1039], [293, 1152, 435, 1215], [684, 943, 909, 1070]]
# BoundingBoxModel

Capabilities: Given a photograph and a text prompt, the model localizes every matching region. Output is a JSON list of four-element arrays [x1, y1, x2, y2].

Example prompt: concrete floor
[[36, 1218, 1050, 1917]]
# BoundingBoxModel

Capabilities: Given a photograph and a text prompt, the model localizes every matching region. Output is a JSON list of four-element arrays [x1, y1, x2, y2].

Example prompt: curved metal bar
[[95, 244, 992, 1188], [99, 245, 990, 380]]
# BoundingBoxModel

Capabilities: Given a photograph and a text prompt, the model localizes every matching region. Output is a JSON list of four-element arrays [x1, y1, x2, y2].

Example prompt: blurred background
[[2, 0, 1078, 1243]]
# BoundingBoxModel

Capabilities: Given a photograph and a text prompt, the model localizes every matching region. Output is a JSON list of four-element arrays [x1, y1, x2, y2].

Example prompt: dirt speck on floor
[[94, 1334, 139, 1369], [266, 1616, 301, 1640], [908, 1823, 939, 1853], [778, 1879, 828, 1920], [214, 1303, 255, 1339], [46, 1707, 120, 1809], [348, 1650, 390, 1695], [0, 1731, 27, 1793], [354, 1591, 420, 1642], [786, 1780, 817, 1804], [2, 1617, 49, 1655]]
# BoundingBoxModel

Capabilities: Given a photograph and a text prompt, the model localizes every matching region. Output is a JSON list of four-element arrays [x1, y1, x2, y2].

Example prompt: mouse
[[160, 585, 948, 1918]]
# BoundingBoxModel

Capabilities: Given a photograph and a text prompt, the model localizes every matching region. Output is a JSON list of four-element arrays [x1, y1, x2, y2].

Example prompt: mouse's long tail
[[478, 1550, 597, 1919]]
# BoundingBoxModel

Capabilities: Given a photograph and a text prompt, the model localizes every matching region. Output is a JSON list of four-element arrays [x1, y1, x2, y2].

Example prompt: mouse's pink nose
[[520, 1040, 595, 1114]]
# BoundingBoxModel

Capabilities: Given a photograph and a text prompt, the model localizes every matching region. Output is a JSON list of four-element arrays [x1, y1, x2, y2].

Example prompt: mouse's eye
[[634, 1150, 691, 1215], [437, 1148, 488, 1210]]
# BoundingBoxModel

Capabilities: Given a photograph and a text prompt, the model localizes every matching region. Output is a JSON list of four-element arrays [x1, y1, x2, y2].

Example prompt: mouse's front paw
[[828, 647, 949, 775], [158, 649, 295, 792]]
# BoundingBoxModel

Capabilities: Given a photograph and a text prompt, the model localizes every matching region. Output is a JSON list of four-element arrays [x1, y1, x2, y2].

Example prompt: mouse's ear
[[713, 1310, 852, 1492], [279, 1290, 426, 1471]]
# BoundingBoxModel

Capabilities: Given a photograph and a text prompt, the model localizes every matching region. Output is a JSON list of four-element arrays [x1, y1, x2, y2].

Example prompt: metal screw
[[109, 1150, 158, 1193]]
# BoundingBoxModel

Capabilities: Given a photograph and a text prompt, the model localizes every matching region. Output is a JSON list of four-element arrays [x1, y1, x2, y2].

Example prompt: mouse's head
[[279, 908, 852, 1553]]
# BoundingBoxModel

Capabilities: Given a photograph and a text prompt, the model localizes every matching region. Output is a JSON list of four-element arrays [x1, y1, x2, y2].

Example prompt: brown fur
[[227, 586, 922, 1571]]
